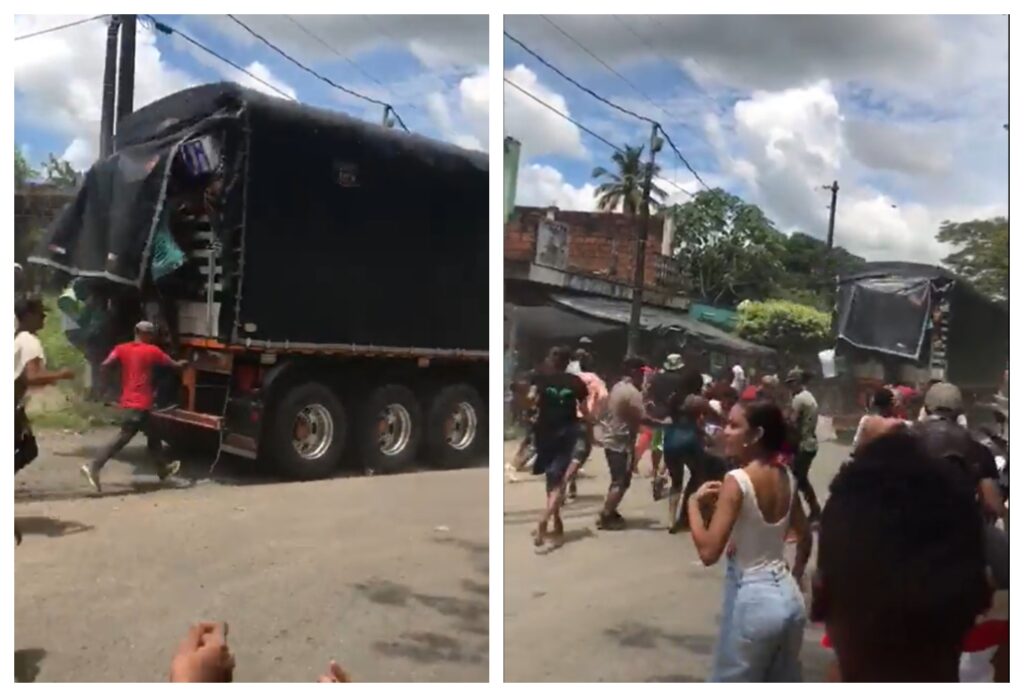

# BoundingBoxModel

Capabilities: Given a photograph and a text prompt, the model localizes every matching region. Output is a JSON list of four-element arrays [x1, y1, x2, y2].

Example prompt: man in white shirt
[[730, 364, 746, 393]]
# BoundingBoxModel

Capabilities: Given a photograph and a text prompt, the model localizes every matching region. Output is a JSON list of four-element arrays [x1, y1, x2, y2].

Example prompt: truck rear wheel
[[356, 384, 423, 473], [425, 384, 484, 468], [265, 382, 348, 480]]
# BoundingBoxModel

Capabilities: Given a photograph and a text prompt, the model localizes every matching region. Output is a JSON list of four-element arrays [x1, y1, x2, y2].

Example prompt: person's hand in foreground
[[170, 622, 235, 682], [317, 660, 352, 682]]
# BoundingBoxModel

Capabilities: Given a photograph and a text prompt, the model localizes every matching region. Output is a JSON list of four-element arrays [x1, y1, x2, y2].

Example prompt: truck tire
[[356, 384, 423, 473], [425, 384, 485, 468], [265, 382, 347, 480]]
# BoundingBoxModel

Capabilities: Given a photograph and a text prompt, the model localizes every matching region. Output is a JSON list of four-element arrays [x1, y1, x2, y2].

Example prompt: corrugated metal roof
[[550, 293, 775, 356]]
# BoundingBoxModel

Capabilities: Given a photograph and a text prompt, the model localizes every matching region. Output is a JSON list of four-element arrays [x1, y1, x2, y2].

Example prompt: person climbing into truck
[[81, 321, 188, 493]]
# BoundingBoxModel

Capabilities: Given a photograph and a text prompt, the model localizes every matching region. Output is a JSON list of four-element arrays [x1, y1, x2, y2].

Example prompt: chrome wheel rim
[[378, 404, 412, 455], [445, 401, 477, 451], [292, 404, 334, 459]]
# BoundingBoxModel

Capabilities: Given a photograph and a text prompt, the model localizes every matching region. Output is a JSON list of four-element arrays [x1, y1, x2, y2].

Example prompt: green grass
[[38, 295, 87, 373], [28, 295, 119, 431], [30, 399, 121, 431]]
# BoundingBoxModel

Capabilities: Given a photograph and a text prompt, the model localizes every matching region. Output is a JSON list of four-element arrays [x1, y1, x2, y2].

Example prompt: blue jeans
[[710, 558, 806, 682]]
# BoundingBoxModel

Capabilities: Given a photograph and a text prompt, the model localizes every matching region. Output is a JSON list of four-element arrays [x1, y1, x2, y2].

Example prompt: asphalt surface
[[503, 432, 849, 683], [15, 428, 488, 682]]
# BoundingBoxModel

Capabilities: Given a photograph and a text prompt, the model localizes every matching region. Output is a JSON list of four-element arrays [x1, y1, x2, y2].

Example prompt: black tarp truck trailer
[[832, 262, 1008, 424], [30, 83, 488, 479]]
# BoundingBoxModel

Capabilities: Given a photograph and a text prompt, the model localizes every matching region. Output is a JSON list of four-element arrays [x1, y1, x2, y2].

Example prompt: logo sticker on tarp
[[334, 162, 359, 188]]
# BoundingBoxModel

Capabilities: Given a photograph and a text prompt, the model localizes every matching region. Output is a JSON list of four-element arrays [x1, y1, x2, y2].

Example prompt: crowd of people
[[514, 340, 1009, 682]]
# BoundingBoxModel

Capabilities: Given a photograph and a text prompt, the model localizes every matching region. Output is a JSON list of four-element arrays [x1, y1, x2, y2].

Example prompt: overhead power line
[[505, 29, 653, 125], [540, 14, 712, 151], [144, 16, 296, 101], [504, 29, 710, 191], [283, 15, 417, 112], [612, 14, 722, 117], [15, 14, 108, 41], [228, 14, 409, 131], [503, 77, 693, 199]]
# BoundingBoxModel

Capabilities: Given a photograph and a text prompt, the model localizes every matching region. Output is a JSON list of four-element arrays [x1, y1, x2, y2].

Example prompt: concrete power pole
[[824, 180, 839, 251], [116, 15, 137, 127], [626, 123, 662, 357], [99, 16, 121, 159]]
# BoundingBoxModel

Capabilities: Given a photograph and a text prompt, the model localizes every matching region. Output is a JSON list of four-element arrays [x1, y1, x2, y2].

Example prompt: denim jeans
[[710, 558, 806, 682]]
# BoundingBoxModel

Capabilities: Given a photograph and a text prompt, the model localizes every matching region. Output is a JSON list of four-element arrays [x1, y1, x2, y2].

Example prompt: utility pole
[[116, 15, 137, 127], [626, 123, 662, 357], [824, 180, 839, 251], [99, 16, 121, 159]]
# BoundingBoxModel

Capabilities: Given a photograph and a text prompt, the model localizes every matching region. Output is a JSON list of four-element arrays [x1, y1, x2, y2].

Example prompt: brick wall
[[505, 206, 670, 291]]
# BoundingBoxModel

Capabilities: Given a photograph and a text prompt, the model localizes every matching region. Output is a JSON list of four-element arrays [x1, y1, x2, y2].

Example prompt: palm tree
[[591, 144, 667, 214]]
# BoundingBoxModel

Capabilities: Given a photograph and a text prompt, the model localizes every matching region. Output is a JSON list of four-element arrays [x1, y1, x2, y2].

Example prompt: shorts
[[652, 428, 664, 453], [606, 448, 633, 491], [572, 430, 592, 466], [534, 426, 580, 492]]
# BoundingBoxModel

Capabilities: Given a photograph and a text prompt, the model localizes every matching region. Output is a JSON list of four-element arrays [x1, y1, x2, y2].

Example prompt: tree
[[775, 232, 866, 310], [15, 147, 37, 189], [591, 144, 667, 214], [670, 188, 787, 305], [43, 154, 80, 189], [735, 299, 832, 364], [936, 217, 1008, 301]]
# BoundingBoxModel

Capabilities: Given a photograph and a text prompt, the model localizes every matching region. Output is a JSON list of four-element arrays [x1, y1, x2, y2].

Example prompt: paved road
[[503, 437, 849, 683], [15, 429, 488, 682]]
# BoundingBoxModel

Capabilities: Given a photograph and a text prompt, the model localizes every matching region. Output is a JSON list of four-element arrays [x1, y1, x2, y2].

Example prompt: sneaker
[[652, 477, 667, 502], [158, 460, 181, 481], [80, 464, 101, 493], [566, 481, 578, 501]]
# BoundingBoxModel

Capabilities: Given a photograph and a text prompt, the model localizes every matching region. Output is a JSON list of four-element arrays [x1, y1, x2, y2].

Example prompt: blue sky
[[15, 14, 488, 171], [503, 15, 1008, 264]]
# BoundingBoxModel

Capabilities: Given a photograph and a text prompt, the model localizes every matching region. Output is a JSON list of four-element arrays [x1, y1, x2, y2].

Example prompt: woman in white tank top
[[687, 400, 813, 682]]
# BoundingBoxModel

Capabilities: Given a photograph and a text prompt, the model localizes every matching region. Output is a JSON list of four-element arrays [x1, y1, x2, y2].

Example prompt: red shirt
[[104, 341, 174, 410]]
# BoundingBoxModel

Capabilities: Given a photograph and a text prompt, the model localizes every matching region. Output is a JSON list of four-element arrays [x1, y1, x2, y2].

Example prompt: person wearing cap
[[786, 367, 823, 523], [919, 382, 1007, 527], [918, 380, 969, 428], [81, 321, 188, 492], [566, 337, 594, 375]]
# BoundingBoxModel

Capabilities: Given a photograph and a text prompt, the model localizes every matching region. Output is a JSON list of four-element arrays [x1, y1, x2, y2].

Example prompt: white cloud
[[61, 137, 96, 172], [714, 80, 1004, 264], [504, 65, 587, 160], [516, 164, 597, 212], [200, 14, 487, 72], [835, 196, 1006, 264], [15, 15, 195, 169], [729, 81, 844, 231], [419, 67, 488, 152], [843, 119, 952, 176], [233, 60, 297, 100]]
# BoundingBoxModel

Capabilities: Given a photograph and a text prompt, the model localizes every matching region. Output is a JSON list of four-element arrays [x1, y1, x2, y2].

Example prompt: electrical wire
[[544, 15, 717, 161], [284, 15, 418, 112], [504, 30, 654, 125], [612, 14, 722, 117], [504, 77, 693, 199], [15, 14, 108, 41], [227, 14, 409, 131], [143, 16, 296, 101], [504, 29, 709, 191]]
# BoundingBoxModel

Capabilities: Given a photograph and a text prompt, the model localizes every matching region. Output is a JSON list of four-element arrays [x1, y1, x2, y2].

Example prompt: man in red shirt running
[[81, 321, 187, 492]]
